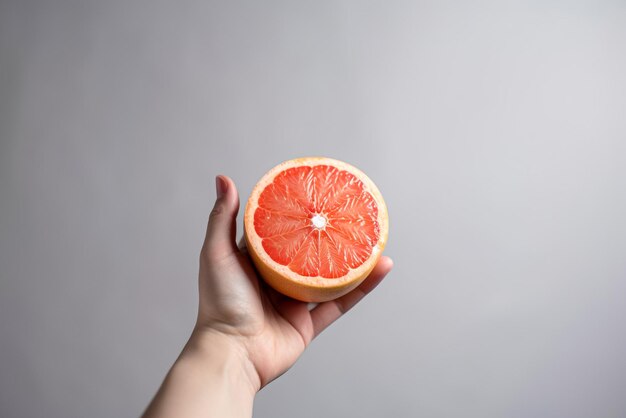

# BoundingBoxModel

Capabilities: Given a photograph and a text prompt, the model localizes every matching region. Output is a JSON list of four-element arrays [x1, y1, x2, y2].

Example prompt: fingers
[[274, 297, 316, 346], [310, 256, 393, 339], [201, 175, 240, 263]]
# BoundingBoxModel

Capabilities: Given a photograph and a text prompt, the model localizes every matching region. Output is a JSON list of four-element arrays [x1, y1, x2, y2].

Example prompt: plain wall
[[1, 1, 625, 417]]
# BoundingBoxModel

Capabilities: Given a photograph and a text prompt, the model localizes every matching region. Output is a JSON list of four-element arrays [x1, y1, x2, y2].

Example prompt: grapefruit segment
[[288, 230, 320, 277], [310, 164, 341, 212], [325, 228, 372, 269], [319, 169, 366, 213], [244, 157, 388, 302], [253, 207, 309, 238], [330, 190, 378, 221], [261, 227, 310, 266], [258, 182, 310, 216], [318, 230, 349, 278], [330, 217, 380, 248]]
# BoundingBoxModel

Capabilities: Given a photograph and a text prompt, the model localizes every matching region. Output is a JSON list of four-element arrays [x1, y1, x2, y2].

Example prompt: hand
[[142, 175, 392, 418], [195, 175, 393, 391]]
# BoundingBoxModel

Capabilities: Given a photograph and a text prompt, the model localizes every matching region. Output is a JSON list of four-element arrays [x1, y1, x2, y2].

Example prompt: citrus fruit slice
[[244, 157, 388, 302]]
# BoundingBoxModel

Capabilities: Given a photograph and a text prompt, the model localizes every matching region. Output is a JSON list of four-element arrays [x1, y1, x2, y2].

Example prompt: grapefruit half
[[244, 157, 388, 302]]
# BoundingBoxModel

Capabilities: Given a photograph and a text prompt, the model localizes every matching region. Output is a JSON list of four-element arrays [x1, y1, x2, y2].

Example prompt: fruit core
[[311, 214, 327, 229]]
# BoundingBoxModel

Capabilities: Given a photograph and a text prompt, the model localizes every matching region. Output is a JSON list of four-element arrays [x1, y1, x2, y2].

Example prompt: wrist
[[142, 329, 259, 418], [181, 327, 261, 395]]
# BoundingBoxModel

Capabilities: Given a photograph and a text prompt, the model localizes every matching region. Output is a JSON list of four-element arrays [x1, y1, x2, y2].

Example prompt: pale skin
[[142, 175, 393, 418]]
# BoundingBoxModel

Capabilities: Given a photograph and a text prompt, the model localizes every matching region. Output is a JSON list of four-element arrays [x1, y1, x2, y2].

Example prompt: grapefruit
[[244, 157, 388, 302]]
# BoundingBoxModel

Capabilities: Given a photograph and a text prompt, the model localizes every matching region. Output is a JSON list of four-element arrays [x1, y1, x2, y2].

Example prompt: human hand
[[194, 175, 393, 391], [142, 175, 392, 418]]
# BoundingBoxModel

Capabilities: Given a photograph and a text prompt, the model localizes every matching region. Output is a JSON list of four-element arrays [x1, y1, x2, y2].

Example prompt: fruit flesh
[[253, 165, 380, 278]]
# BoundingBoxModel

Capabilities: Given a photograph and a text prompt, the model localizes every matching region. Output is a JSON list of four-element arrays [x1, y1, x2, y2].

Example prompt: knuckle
[[209, 203, 225, 220], [199, 243, 232, 267]]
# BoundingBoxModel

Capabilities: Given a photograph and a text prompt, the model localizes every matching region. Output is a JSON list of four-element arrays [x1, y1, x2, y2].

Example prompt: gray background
[[1, 1, 625, 417]]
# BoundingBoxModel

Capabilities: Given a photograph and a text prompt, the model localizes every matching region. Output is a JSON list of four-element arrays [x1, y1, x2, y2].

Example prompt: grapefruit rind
[[244, 157, 388, 303]]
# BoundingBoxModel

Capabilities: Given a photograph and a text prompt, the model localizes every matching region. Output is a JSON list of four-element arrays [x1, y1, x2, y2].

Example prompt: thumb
[[201, 175, 240, 263]]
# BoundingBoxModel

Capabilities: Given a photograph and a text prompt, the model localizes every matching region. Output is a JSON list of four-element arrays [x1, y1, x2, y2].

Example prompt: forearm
[[142, 330, 259, 418]]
